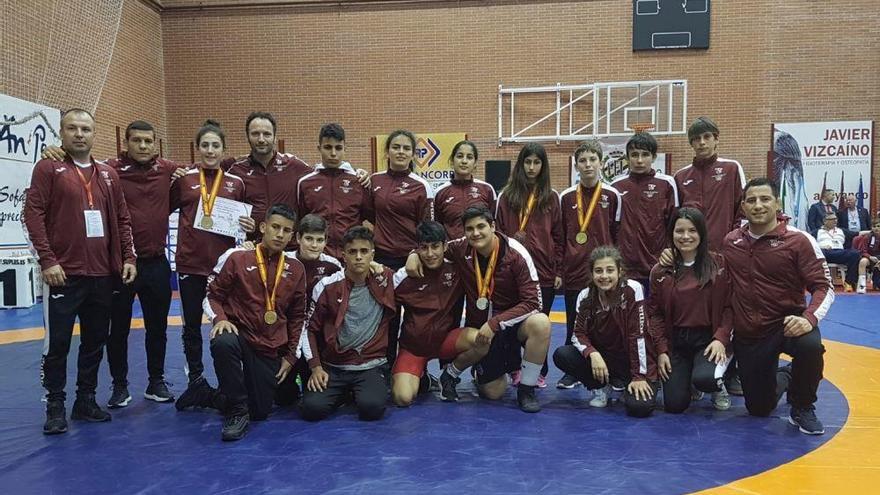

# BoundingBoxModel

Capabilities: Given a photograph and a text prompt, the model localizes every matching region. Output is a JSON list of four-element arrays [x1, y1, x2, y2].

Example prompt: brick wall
[[158, 0, 880, 210]]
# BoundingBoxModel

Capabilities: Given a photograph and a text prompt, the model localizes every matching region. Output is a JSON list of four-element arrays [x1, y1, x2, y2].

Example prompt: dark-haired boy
[[406, 207, 551, 413], [205, 204, 308, 441], [297, 123, 372, 259], [674, 117, 746, 250], [300, 227, 396, 421], [391, 221, 490, 405], [610, 132, 678, 290], [722, 178, 833, 435]]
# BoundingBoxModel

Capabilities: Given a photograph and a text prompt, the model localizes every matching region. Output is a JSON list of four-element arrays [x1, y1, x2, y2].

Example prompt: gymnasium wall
[[158, 0, 880, 206]]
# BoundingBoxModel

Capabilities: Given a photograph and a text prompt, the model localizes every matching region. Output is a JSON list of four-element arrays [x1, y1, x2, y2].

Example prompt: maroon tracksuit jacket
[[444, 234, 541, 332], [297, 163, 371, 260], [647, 253, 733, 355], [289, 251, 342, 295], [674, 155, 746, 250], [571, 279, 656, 382], [369, 169, 434, 259], [611, 170, 678, 280], [559, 181, 622, 290], [859, 233, 880, 257], [434, 178, 497, 240], [107, 153, 182, 258], [224, 152, 312, 228], [721, 221, 834, 340], [393, 260, 464, 357], [302, 267, 397, 368], [24, 157, 135, 275], [205, 248, 308, 366], [495, 189, 563, 288], [169, 167, 246, 276]]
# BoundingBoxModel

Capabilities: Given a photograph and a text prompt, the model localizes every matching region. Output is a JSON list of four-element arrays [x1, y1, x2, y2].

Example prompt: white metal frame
[[497, 79, 688, 144]]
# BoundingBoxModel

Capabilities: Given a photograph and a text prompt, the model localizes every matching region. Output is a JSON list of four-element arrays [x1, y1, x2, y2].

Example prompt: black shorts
[[474, 323, 523, 385]]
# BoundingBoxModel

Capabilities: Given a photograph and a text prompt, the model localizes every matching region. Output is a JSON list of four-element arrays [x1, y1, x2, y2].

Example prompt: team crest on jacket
[[713, 167, 725, 182], [599, 194, 610, 208], [225, 181, 236, 193], [317, 266, 326, 275], [375, 273, 388, 287], [443, 271, 455, 287], [469, 186, 481, 199], [769, 239, 785, 248], [643, 183, 658, 198], [398, 182, 411, 195], [100, 170, 112, 186], [340, 179, 353, 194]]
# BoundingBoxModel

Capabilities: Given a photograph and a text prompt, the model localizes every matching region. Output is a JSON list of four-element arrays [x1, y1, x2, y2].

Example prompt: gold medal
[[264, 310, 278, 325], [476, 297, 489, 310], [200, 215, 214, 229], [198, 167, 223, 230], [576, 182, 603, 247], [576, 232, 588, 244], [473, 238, 499, 313]]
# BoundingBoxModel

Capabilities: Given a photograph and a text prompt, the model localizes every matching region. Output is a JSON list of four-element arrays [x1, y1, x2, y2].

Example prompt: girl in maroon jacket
[[171, 120, 254, 411], [648, 207, 733, 413], [496, 143, 562, 386], [434, 140, 497, 240], [552, 246, 658, 418]]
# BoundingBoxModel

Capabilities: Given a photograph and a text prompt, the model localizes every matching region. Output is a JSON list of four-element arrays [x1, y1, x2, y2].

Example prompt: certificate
[[194, 196, 253, 240]]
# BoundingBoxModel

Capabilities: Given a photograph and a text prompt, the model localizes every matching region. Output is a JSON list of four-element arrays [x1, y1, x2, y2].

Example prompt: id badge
[[84, 210, 105, 238]]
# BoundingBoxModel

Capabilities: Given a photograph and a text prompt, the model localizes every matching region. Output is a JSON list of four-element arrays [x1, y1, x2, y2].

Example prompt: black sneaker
[[175, 377, 216, 411], [43, 400, 68, 435], [516, 384, 541, 413], [144, 380, 175, 403], [439, 369, 461, 402], [71, 394, 112, 422], [556, 373, 580, 389], [789, 406, 825, 435], [221, 414, 249, 442], [107, 385, 131, 409], [726, 374, 743, 396]]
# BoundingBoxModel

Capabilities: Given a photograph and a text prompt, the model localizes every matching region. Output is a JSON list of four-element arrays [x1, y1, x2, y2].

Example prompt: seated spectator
[[855, 219, 880, 291], [816, 213, 865, 293], [836, 196, 872, 248]]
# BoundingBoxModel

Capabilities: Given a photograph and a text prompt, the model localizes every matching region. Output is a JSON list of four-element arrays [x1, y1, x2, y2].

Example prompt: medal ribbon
[[577, 181, 603, 235], [199, 167, 224, 218], [517, 190, 537, 232], [255, 245, 285, 315], [73, 165, 97, 209], [473, 237, 499, 302]]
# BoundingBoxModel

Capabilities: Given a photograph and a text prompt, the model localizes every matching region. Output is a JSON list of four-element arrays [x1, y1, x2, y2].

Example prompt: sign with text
[[0, 94, 61, 249], [373, 133, 467, 191], [771, 121, 874, 231]]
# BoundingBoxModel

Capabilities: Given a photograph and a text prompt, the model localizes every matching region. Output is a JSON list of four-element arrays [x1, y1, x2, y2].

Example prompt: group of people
[[23, 109, 837, 442], [808, 188, 880, 293]]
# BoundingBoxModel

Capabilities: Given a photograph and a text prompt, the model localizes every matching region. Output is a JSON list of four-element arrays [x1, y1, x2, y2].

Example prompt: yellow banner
[[373, 132, 467, 190]]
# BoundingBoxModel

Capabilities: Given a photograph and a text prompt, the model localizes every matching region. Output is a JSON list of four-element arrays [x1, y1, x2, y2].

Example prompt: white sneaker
[[589, 386, 610, 407], [712, 384, 731, 411], [857, 284, 867, 294]]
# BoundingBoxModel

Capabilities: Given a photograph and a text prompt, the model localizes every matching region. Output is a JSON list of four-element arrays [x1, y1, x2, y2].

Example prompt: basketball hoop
[[630, 123, 655, 134]]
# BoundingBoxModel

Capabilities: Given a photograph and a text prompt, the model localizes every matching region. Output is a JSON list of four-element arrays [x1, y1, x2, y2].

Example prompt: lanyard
[[255, 245, 285, 314], [517, 190, 537, 232], [474, 237, 499, 301], [73, 164, 97, 209], [199, 168, 224, 217], [576, 182, 603, 235]]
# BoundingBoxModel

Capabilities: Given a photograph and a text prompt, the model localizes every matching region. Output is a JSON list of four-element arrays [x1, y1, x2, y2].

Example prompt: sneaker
[[439, 369, 461, 402], [43, 400, 68, 435], [726, 375, 743, 396], [107, 385, 132, 409], [516, 384, 541, 413], [221, 414, 250, 442], [509, 370, 521, 386], [556, 373, 580, 389], [144, 380, 175, 403], [71, 394, 112, 422], [175, 377, 217, 411], [536, 375, 547, 388], [419, 373, 439, 395], [789, 405, 825, 435], [589, 386, 610, 408], [691, 386, 705, 402], [712, 384, 731, 411], [857, 284, 867, 294]]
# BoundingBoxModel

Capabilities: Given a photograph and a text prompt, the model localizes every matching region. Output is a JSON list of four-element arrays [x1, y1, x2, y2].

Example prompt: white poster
[[0, 94, 61, 250], [772, 121, 874, 231]]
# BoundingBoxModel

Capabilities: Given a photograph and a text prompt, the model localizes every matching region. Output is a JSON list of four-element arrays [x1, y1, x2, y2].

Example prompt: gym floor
[[0, 293, 876, 494]]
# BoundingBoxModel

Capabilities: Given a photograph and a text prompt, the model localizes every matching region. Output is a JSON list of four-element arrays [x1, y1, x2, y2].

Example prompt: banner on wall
[[373, 133, 467, 191], [570, 136, 669, 186], [0, 94, 61, 250], [771, 121, 874, 231]]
